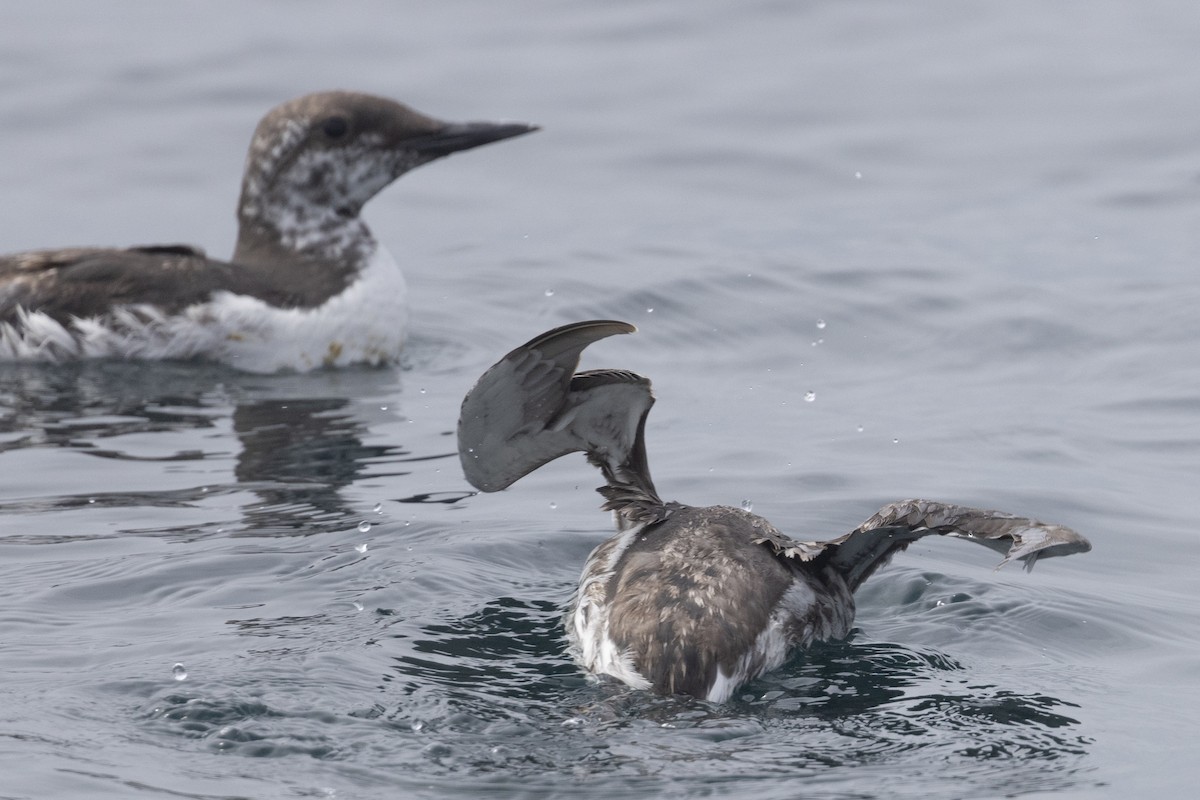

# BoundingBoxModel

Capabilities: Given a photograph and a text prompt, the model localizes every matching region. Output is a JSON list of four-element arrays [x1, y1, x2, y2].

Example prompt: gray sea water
[[2, 1, 1198, 797]]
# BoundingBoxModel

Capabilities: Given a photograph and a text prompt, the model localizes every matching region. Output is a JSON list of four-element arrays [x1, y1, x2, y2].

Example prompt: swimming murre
[[457, 321, 1092, 702], [0, 91, 536, 373]]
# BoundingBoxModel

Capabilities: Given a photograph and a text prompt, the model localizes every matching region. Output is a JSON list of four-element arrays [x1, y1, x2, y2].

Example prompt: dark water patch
[[740, 639, 965, 718], [395, 489, 476, 505], [386, 595, 580, 703]]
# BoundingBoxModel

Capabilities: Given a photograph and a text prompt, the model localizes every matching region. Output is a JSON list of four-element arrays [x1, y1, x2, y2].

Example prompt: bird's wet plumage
[[458, 321, 1091, 702]]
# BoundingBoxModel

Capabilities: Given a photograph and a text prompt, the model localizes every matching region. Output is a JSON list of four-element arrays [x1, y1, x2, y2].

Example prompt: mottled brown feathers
[[603, 507, 796, 697]]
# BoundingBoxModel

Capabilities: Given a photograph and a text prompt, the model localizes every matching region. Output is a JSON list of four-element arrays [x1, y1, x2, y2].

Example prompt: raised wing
[[457, 320, 658, 510], [755, 498, 1091, 592]]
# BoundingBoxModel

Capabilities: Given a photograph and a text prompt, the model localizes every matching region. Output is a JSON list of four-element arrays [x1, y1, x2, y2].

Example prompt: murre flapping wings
[[0, 91, 536, 373], [458, 321, 1091, 702]]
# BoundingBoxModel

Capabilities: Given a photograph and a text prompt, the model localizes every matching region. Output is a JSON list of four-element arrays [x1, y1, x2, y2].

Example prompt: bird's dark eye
[[322, 116, 349, 139]]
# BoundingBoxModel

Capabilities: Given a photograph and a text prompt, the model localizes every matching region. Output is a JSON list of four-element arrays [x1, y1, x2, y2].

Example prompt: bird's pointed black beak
[[409, 120, 539, 158]]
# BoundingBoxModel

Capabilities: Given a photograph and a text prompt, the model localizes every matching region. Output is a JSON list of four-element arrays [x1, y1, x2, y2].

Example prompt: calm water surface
[[2, 2, 1199, 798]]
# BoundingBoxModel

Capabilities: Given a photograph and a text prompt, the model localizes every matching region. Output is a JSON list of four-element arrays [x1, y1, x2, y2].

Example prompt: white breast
[[208, 245, 408, 373]]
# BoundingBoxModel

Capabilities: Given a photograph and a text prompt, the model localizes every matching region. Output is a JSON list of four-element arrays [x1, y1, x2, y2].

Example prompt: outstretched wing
[[457, 320, 659, 509], [755, 498, 1091, 592]]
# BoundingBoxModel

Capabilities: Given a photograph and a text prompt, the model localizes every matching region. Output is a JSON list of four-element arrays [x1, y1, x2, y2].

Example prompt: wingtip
[[997, 522, 1091, 572], [519, 319, 636, 352]]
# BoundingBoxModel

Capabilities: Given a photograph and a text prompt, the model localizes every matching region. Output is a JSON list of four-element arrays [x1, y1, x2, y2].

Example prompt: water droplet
[[373, 502, 383, 514], [816, 319, 826, 329], [741, 499, 753, 512], [646, 307, 654, 314], [357, 520, 371, 533], [172, 663, 187, 682], [352, 601, 364, 612], [200, 486, 208, 494], [804, 391, 816, 402], [418, 388, 427, 395], [892, 438, 900, 445], [544, 288, 555, 297], [380, 405, 388, 411], [87, 498, 96, 504], [854, 171, 863, 179], [549, 502, 558, 510], [423, 741, 453, 758], [411, 720, 425, 733], [354, 542, 368, 553], [856, 425, 864, 433]]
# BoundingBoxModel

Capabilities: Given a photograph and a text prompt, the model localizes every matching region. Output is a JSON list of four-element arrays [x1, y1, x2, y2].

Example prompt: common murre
[[0, 91, 536, 373], [457, 320, 1092, 702]]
